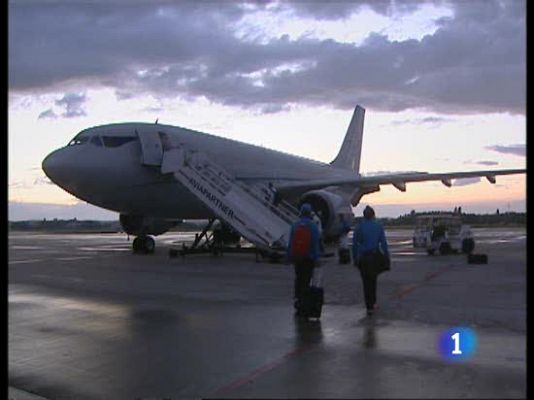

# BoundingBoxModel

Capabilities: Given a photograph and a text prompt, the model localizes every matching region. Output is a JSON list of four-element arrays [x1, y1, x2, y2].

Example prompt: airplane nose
[[42, 150, 64, 184]]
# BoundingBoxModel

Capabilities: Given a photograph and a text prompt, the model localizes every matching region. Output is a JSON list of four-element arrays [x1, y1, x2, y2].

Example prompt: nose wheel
[[133, 235, 155, 254]]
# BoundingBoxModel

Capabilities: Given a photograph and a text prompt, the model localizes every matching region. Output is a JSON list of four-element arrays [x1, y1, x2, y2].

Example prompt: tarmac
[[8, 227, 526, 399]]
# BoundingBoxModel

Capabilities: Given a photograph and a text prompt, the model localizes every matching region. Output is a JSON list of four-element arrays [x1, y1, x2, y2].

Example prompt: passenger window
[[101, 136, 137, 147], [90, 136, 103, 147]]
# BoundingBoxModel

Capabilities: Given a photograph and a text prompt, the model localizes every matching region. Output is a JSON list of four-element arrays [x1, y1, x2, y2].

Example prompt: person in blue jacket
[[352, 205, 390, 316], [287, 203, 321, 314]]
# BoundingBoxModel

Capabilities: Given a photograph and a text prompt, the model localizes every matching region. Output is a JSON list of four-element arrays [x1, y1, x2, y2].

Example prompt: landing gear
[[132, 235, 155, 254], [169, 219, 217, 258], [439, 242, 452, 255], [462, 238, 475, 254], [168, 218, 285, 262]]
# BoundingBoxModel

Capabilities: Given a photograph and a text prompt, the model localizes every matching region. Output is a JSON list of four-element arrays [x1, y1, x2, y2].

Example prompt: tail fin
[[330, 105, 365, 173]]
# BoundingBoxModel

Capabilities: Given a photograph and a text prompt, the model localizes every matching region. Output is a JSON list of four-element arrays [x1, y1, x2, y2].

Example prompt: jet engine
[[299, 190, 353, 241], [119, 214, 176, 236]]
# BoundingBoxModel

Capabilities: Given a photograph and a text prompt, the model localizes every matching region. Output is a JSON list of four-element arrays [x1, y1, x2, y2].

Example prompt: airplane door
[[137, 130, 163, 166]]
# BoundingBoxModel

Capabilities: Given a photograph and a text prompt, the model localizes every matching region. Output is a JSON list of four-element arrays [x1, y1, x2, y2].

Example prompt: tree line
[[373, 210, 526, 227]]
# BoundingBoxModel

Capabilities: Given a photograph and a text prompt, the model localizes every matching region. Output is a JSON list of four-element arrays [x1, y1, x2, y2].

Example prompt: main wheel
[[439, 242, 452, 255], [132, 235, 155, 254], [461, 238, 475, 254], [132, 237, 143, 253], [143, 236, 155, 254]]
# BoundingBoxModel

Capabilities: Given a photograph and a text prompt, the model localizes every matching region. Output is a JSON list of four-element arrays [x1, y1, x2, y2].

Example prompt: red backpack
[[291, 222, 312, 259]]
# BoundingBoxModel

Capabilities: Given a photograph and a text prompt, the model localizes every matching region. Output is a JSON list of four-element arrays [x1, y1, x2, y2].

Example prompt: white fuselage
[[42, 123, 355, 219]]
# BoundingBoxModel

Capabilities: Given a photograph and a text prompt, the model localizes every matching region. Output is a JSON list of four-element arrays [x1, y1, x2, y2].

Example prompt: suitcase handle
[[311, 266, 323, 287]]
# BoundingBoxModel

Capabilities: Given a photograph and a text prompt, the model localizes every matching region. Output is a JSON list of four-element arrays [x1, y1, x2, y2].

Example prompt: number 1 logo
[[438, 327, 477, 361], [451, 332, 462, 355]]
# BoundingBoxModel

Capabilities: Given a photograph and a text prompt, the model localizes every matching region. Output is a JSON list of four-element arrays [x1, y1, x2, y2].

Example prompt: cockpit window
[[90, 136, 103, 147], [101, 136, 137, 147], [68, 136, 90, 146]]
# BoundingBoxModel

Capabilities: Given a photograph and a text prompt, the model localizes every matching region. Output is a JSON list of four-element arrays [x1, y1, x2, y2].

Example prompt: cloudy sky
[[8, 0, 526, 220]]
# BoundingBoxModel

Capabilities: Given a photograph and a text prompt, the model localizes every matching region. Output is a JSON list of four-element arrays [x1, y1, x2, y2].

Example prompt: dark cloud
[[476, 160, 499, 166], [54, 92, 88, 118], [10, 176, 53, 189], [9, 1, 525, 115], [143, 105, 164, 113], [38, 92, 88, 119], [9, 181, 29, 189], [281, 0, 424, 20], [453, 177, 481, 186], [38, 108, 57, 119], [33, 177, 54, 186], [420, 117, 451, 124], [486, 144, 526, 157], [280, 1, 367, 20], [391, 116, 453, 126], [258, 103, 292, 114], [464, 160, 499, 166]]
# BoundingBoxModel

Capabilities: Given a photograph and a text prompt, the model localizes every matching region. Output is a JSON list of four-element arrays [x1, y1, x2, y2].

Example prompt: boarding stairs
[[138, 130, 299, 250]]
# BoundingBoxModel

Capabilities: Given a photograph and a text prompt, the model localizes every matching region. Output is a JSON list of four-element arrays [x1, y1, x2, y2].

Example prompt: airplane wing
[[275, 168, 526, 196]]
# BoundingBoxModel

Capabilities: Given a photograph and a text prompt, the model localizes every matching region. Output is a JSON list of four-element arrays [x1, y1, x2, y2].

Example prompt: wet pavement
[[8, 228, 526, 399]]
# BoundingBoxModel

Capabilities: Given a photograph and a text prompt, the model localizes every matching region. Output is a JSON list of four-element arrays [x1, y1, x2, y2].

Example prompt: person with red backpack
[[287, 203, 322, 317]]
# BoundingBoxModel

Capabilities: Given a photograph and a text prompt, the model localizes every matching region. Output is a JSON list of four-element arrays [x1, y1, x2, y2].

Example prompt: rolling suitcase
[[338, 248, 351, 264], [297, 267, 324, 319], [299, 286, 324, 319], [467, 253, 488, 264]]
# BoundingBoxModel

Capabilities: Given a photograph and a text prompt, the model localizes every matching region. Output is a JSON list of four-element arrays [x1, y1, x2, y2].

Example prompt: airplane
[[42, 105, 525, 254]]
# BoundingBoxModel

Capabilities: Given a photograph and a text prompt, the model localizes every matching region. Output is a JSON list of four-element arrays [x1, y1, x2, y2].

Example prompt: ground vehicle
[[412, 213, 475, 255]]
